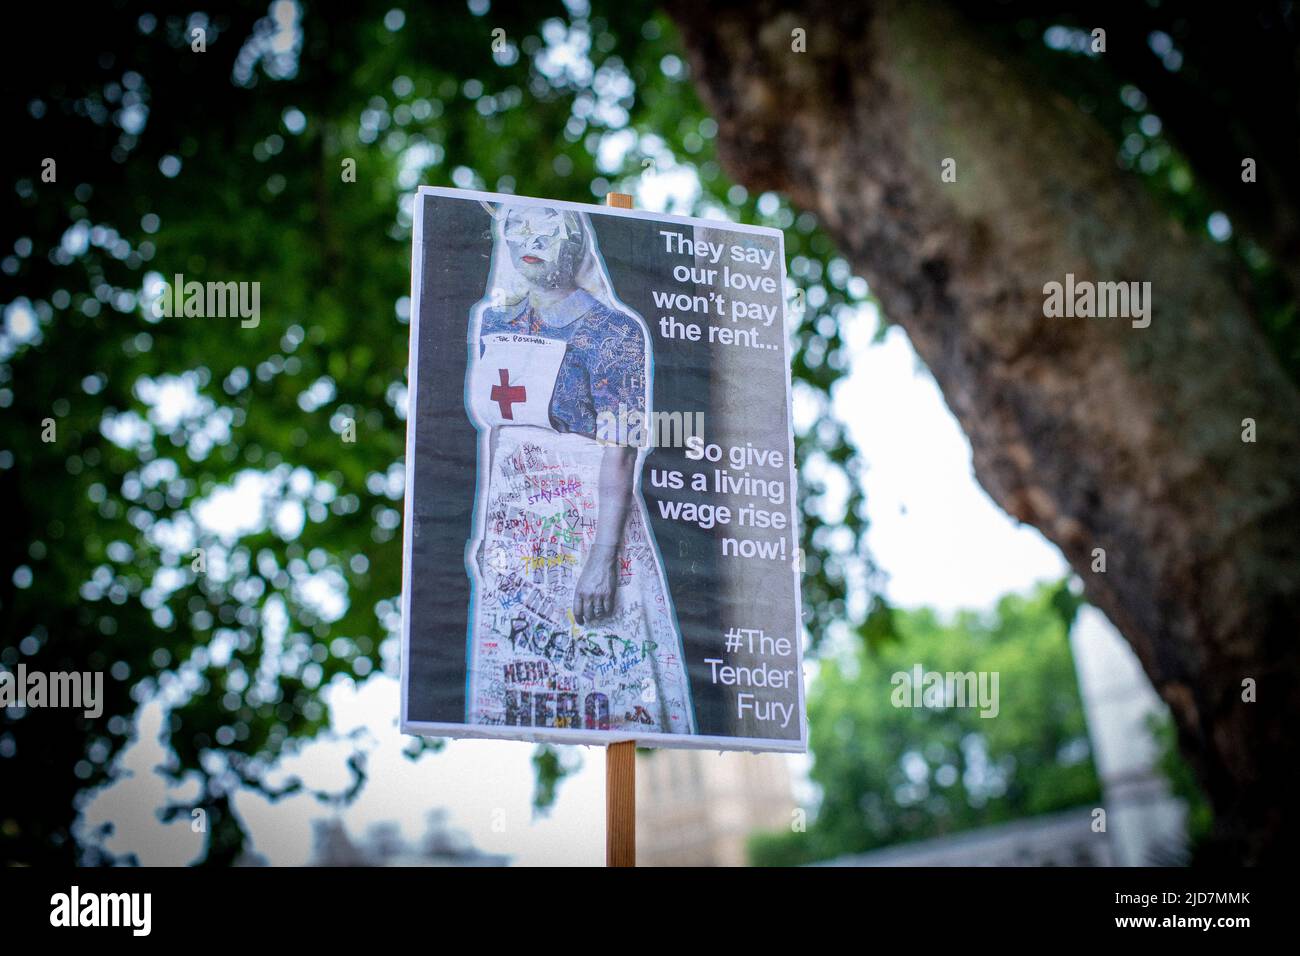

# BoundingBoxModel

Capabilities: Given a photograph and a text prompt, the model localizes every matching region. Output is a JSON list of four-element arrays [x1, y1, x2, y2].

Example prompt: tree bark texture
[[666, 0, 1300, 864]]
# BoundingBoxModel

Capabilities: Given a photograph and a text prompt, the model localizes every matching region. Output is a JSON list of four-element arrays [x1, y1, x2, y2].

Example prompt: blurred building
[[1069, 606, 1188, 865], [635, 749, 796, 866], [820, 806, 1112, 866], [311, 810, 509, 866]]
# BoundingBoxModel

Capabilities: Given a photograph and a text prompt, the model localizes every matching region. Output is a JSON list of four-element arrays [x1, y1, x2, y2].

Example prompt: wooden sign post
[[605, 740, 635, 866], [604, 191, 637, 868]]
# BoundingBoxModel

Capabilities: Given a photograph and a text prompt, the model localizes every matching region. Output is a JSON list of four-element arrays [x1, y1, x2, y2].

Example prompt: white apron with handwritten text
[[467, 333, 694, 734]]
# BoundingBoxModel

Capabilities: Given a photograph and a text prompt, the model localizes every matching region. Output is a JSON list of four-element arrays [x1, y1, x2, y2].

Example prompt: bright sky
[[839, 308, 1067, 609]]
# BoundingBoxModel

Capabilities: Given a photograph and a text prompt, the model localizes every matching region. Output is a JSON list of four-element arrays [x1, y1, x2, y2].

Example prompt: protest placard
[[401, 186, 804, 751]]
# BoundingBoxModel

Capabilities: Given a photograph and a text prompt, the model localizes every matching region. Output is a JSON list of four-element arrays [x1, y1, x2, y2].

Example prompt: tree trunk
[[666, 0, 1300, 864]]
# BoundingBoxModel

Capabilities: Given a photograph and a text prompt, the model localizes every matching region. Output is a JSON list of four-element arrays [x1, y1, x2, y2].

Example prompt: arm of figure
[[573, 444, 636, 624], [474, 426, 499, 577]]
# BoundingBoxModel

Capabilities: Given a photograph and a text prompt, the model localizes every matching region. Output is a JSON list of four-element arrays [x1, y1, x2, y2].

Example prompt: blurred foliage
[[0, 0, 878, 863], [964, 3, 1300, 381], [529, 743, 579, 814], [749, 581, 1101, 866]]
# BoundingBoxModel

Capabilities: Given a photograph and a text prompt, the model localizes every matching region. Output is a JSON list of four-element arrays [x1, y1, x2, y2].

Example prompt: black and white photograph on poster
[[401, 186, 805, 750]]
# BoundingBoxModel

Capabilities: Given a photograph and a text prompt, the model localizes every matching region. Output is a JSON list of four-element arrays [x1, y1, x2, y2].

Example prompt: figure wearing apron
[[466, 284, 695, 734]]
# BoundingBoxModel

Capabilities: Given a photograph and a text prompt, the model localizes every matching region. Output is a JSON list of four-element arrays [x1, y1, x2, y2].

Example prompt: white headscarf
[[480, 203, 620, 314]]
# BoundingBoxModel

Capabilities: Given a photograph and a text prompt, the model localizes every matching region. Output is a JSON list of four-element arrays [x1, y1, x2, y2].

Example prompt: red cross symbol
[[490, 369, 526, 420]]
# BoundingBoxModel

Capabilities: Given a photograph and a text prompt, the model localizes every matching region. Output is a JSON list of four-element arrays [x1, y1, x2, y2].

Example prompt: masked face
[[502, 208, 584, 290]]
